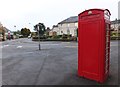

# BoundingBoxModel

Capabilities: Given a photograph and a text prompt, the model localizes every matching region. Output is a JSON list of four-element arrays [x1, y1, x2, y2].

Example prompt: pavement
[[0, 38, 119, 85]]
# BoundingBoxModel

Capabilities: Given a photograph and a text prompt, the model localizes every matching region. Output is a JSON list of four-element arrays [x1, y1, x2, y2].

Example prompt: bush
[[32, 34, 77, 41], [19, 36, 24, 38], [32, 38, 74, 41], [62, 34, 72, 39], [111, 36, 120, 40], [52, 35, 61, 39], [46, 36, 52, 39], [71, 36, 77, 41], [32, 36, 47, 39], [58, 35, 62, 38]]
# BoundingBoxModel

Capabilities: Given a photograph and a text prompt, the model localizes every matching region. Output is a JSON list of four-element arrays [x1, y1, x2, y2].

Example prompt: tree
[[46, 27, 50, 31], [21, 28, 31, 37], [13, 30, 21, 35], [34, 23, 46, 36]]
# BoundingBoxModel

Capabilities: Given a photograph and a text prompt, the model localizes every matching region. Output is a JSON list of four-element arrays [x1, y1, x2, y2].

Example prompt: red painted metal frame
[[78, 9, 111, 83]]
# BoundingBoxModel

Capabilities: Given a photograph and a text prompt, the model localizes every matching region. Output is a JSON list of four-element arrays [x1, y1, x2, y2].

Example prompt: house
[[52, 16, 78, 37], [49, 30, 57, 36], [111, 19, 120, 31], [0, 22, 6, 41], [52, 25, 60, 35], [111, 19, 120, 37], [0, 22, 13, 41], [52, 16, 120, 37]]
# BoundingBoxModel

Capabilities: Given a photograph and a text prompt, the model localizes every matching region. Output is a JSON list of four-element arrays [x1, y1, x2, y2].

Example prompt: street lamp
[[36, 23, 41, 50], [35, 23, 45, 50], [29, 23, 41, 50]]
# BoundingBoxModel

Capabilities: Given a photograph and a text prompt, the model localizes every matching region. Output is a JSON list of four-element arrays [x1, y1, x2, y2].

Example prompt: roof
[[58, 15, 119, 25], [3, 27, 12, 32], [53, 25, 58, 28], [111, 19, 120, 24], [58, 16, 78, 24]]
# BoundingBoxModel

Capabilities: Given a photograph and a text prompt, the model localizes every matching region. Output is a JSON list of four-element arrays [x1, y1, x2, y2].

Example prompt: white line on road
[[4, 45, 9, 47], [17, 46, 23, 48]]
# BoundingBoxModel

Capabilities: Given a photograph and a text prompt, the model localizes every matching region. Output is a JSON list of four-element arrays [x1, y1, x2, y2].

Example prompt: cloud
[[0, 0, 119, 31]]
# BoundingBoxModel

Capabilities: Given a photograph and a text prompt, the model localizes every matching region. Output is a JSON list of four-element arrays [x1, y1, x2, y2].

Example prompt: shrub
[[62, 34, 72, 39], [111, 36, 120, 40], [32, 36, 47, 40], [52, 35, 61, 39]]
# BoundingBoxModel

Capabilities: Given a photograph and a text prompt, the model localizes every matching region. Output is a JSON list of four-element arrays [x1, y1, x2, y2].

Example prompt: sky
[[0, 0, 119, 31]]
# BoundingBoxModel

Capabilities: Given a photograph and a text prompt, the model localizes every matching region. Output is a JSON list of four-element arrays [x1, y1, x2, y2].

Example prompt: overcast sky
[[0, 0, 119, 31]]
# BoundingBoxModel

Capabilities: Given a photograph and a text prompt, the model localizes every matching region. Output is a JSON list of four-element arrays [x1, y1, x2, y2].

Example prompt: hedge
[[32, 38, 77, 42], [111, 36, 120, 40]]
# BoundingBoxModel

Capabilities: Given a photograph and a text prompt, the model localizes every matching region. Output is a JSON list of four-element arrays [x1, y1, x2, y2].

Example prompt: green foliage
[[32, 36, 47, 39], [45, 32, 49, 36], [111, 31, 118, 37], [62, 34, 72, 39], [52, 35, 61, 39], [110, 30, 120, 40], [21, 28, 31, 37], [111, 36, 120, 40], [13, 30, 21, 35], [118, 32, 120, 37], [34, 23, 46, 36], [32, 34, 77, 41]]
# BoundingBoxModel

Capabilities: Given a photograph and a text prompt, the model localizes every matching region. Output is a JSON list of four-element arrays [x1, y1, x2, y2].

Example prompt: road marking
[[4, 45, 9, 47], [17, 46, 23, 48]]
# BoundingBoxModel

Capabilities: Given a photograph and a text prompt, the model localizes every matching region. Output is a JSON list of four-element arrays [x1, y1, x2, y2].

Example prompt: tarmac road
[[1, 38, 119, 85]]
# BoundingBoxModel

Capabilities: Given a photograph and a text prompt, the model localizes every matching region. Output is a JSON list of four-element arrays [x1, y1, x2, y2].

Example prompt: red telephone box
[[78, 9, 111, 83]]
